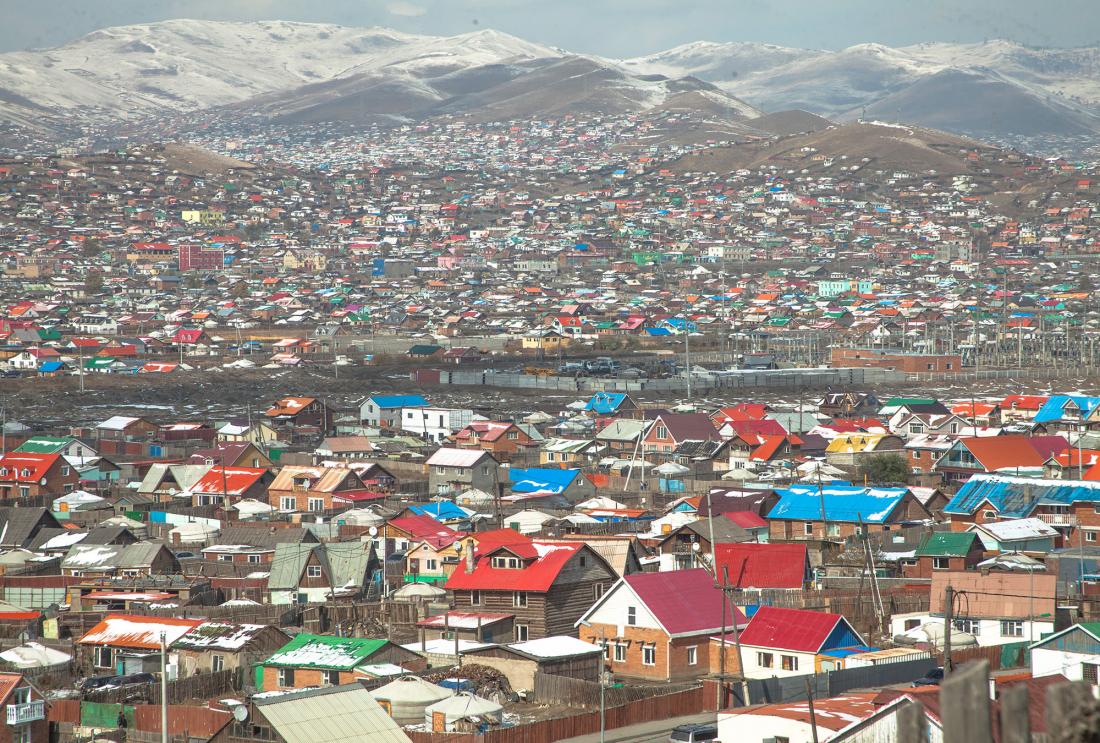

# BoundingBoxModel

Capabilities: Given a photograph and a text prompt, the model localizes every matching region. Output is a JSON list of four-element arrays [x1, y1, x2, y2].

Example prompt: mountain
[[621, 39, 1100, 140]]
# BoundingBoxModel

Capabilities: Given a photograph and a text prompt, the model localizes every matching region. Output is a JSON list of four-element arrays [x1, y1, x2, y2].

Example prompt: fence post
[[1047, 680, 1100, 742], [999, 683, 1029, 743], [939, 660, 992, 743], [897, 699, 928, 743]]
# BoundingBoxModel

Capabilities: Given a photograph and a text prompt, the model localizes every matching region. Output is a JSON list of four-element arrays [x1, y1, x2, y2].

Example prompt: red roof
[[1001, 395, 1048, 411], [959, 435, 1067, 472], [737, 606, 849, 653], [621, 569, 747, 636], [713, 543, 807, 589], [445, 541, 584, 593], [0, 452, 60, 482], [78, 614, 203, 649], [389, 514, 461, 548], [189, 466, 267, 496]]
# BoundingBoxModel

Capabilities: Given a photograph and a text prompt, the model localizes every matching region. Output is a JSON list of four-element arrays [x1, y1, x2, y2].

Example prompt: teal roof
[[263, 634, 389, 670], [915, 532, 978, 557]]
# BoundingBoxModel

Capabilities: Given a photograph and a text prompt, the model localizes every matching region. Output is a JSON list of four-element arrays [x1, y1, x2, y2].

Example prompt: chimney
[[465, 540, 475, 574]]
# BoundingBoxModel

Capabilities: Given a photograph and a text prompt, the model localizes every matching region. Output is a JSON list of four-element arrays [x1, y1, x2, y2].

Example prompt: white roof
[[970, 517, 1058, 541], [0, 642, 71, 668], [508, 636, 602, 658], [257, 685, 411, 743], [97, 415, 141, 430], [425, 448, 488, 468]]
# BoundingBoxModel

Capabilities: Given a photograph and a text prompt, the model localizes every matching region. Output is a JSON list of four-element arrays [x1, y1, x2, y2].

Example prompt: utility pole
[[944, 584, 954, 675], [805, 676, 820, 743], [160, 632, 168, 743], [684, 325, 692, 404]]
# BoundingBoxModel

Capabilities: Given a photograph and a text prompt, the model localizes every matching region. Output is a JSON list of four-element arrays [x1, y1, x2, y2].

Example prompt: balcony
[[7, 700, 45, 725], [1036, 513, 1078, 527]]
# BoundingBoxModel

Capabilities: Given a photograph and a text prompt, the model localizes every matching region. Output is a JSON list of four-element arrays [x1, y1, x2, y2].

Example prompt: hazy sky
[[3, 0, 1096, 55]]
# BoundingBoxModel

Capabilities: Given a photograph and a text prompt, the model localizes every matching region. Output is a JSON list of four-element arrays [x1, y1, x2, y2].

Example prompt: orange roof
[[78, 614, 202, 649], [265, 397, 317, 417]]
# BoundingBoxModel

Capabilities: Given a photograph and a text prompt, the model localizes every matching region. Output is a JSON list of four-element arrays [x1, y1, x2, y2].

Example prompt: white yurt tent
[[371, 675, 451, 726], [390, 583, 447, 603], [0, 642, 71, 672], [424, 692, 504, 732]]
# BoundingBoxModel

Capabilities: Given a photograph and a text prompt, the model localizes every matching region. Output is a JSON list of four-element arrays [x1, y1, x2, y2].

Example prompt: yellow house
[[522, 329, 570, 352], [283, 250, 328, 272], [181, 210, 226, 225]]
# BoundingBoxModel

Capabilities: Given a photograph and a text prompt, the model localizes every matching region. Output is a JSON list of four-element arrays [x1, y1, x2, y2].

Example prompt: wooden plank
[[999, 683, 1030, 743], [1046, 681, 1100, 743], [897, 699, 928, 743], [940, 659, 993, 743]]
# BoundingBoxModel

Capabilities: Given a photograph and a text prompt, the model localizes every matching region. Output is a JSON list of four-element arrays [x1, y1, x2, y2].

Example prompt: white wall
[[740, 645, 816, 679], [889, 612, 1053, 647], [717, 713, 818, 743], [1032, 648, 1100, 681], [579, 582, 662, 635]]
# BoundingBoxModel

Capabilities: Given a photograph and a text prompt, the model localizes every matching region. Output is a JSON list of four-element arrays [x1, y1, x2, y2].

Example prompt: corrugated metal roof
[[769, 484, 908, 524], [256, 684, 411, 743]]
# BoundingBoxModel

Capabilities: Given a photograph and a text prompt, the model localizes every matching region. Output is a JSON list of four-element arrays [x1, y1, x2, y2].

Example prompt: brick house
[[77, 614, 202, 676], [267, 465, 371, 514], [642, 413, 720, 455], [0, 672, 48, 743], [264, 397, 334, 437], [452, 421, 539, 460], [576, 568, 747, 682], [935, 435, 1068, 486], [446, 541, 616, 641], [258, 634, 425, 690], [901, 532, 985, 579], [0, 452, 78, 501], [188, 466, 272, 508]]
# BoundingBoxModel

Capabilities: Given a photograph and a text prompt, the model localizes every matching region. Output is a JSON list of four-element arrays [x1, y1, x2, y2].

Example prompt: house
[[1033, 395, 1100, 432], [718, 606, 866, 678], [717, 692, 881, 743], [60, 542, 179, 578], [187, 466, 272, 508], [398, 407, 474, 443], [642, 413, 720, 454], [172, 621, 290, 677], [446, 540, 616, 641], [265, 397, 334, 436], [188, 442, 272, 469], [935, 435, 1068, 484], [459, 636, 603, 690], [595, 418, 649, 453], [246, 684, 412, 743], [425, 448, 499, 497], [0, 672, 48, 743], [712, 542, 810, 590], [14, 435, 97, 462], [268, 465, 371, 513], [267, 542, 379, 605], [0, 507, 61, 549], [77, 614, 202, 676], [315, 436, 377, 461], [416, 611, 515, 644], [94, 415, 158, 441], [135, 463, 211, 502], [576, 568, 747, 682], [965, 518, 1059, 554], [259, 634, 426, 691], [583, 393, 637, 416], [652, 518, 754, 571], [824, 433, 905, 466], [902, 532, 985, 579], [0, 452, 79, 501], [539, 438, 603, 468], [1030, 622, 1100, 682], [766, 483, 931, 541], [200, 525, 317, 564], [360, 394, 429, 427], [217, 419, 280, 446], [507, 467, 596, 505], [452, 421, 539, 459], [818, 392, 881, 418]]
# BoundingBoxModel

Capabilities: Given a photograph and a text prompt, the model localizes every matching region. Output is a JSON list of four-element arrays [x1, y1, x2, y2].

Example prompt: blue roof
[[508, 467, 580, 495], [409, 501, 469, 521], [370, 394, 429, 409], [38, 361, 63, 372], [584, 393, 628, 415], [1034, 395, 1100, 424], [645, 328, 672, 336], [769, 484, 909, 524], [944, 473, 1100, 517]]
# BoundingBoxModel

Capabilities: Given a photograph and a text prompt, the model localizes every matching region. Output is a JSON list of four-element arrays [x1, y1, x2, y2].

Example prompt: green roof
[[14, 436, 72, 454], [263, 634, 389, 670], [915, 532, 978, 557]]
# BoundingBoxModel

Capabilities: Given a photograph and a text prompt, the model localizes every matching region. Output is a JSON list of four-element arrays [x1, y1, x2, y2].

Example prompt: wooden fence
[[899, 660, 1100, 743], [533, 672, 699, 708], [407, 683, 711, 743], [83, 668, 242, 705]]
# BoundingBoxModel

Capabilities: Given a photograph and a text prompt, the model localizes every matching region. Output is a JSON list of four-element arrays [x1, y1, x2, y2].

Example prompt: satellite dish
[[232, 705, 249, 722], [368, 525, 379, 537], [691, 542, 701, 552]]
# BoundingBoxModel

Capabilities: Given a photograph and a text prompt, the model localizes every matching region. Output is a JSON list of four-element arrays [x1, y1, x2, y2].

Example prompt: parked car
[[912, 667, 945, 687], [78, 672, 156, 692], [669, 723, 718, 743]]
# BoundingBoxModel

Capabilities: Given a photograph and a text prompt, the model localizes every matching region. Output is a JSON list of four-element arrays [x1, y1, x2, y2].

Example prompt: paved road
[[557, 712, 716, 743]]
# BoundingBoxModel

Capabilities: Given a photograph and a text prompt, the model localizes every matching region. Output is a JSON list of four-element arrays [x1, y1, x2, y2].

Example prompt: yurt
[[423, 692, 503, 732], [371, 675, 451, 726], [390, 582, 447, 603]]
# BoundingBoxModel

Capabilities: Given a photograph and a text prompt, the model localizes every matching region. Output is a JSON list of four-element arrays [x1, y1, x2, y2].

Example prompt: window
[[579, 555, 587, 567], [508, 558, 519, 569], [1085, 663, 1099, 685], [248, 554, 262, 564], [324, 670, 340, 686], [904, 619, 922, 631], [545, 452, 556, 462], [507, 431, 518, 440], [953, 619, 981, 635], [781, 655, 799, 672], [687, 646, 698, 666], [757, 652, 773, 668], [982, 510, 996, 520], [218, 554, 233, 562], [436, 466, 446, 475], [470, 590, 481, 605], [280, 496, 296, 511], [627, 606, 637, 626], [61, 465, 71, 476], [826, 523, 840, 537], [656, 426, 668, 439], [425, 559, 438, 571], [804, 522, 814, 536], [94, 646, 113, 669], [909, 423, 925, 435], [614, 643, 626, 662], [307, 498, 325, 512], [514, 624, 529, 642], [211, 655, 224, 672], [18, 486, 29, 498], [594, 583, 605, 600], [306, 565, 322, 578], [932, 557, 950, 570], [513, 591, 528, 607], [1089, 532, 1098, 543], [1001, 620, 1024, 638], [12, 727, 30, 743], [642, 644, 656, 666], [277, 668, 294, 687]]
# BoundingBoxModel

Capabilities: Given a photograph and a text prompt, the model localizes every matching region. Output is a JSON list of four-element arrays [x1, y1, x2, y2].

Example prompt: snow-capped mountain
[[618, 41, 818, 82]]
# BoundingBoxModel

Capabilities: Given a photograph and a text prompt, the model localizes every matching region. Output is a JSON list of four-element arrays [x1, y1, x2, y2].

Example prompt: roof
[[769, 483, 909, 524], [0, 452, 61, 482], [96, 415, 143, 431], [915, 531, 979, 557], [944, 473, 1100, 517], [264, 634, 389, 670], [270, 466, 362, 494], [713, 543, 807, 589], [425, 448, 490, 468], [503, 636, 603, 659], [388, 514, 461, 546], [172, 621, 277, 651], [255, 684, 411, 743], [188, 466, 267, 496], [508, 467, 580, 495], [584, 393, 629, 414], [265, 397, 317, 417], [968, 517, 1058, 542], [736, 606, 858, 653], [651, 413, 721, 442], [267, 542, 375, 592], [1035, 395, 1100, 423], [955, 435, 1066, 472], [618, 569, 747, 636], [369, 394, 429, 410], [724, 692, 880, 733], [61, 542, 167, 570], [78, 614, 202, 649], [445, 541, 586, 593]]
